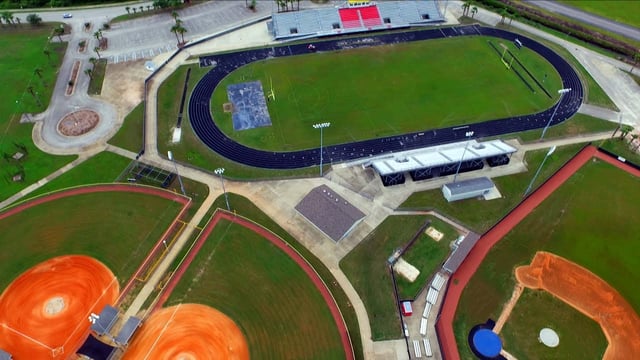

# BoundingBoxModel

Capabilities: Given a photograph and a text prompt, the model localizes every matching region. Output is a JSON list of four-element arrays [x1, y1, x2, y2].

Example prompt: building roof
[[443, 232, 481, 273], [295, 185, 366, 242], [0, 349, 11, 360], [114, 316, 142, 346], [90, 305, 119, 336], [270, 1, 443, 40], [369, 140, 517, 176], [443, 177, 495, 196]]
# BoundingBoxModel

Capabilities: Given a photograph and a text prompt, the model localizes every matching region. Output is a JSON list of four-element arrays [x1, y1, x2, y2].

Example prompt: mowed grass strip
[[166, 219, 345, 359], [0, 191, 184, 290], [454, 159, 640, 358], [558, 0, 640, 29], [340, 215, 452, 340], [500, 289, 607, 360], [211, 36, 561, 151]]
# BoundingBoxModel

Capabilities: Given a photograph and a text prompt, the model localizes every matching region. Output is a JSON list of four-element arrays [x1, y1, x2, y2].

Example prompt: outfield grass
[[500, 289, 607, 359], [0, 191, 184, 291], [454, 159, 640, 358], [558, 0, 640, 29], [166, 219, 345, 359], [206, 193, 364, 359], [340, 215, 453, 340], [0, 24, 76, 202], [400, 143, 588, 233], [211, 36, 561, 151]]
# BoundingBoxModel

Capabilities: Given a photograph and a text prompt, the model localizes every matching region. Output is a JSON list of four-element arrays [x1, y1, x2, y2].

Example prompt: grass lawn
[[87, 58, 107, 95], [500, 289, 607, 360], [25, 151, 131, 199], [0, 24, 76, 202], [340, 215, 453, 340], [108, 102, 143, 152], [597, 137, 640, 165], [454, 158, 640, 359], [0, 190, 185, 291], [165, 219, 345, 359], [558, 0, 640, 29], [211, 36, 561, 151], [157, 65, 320, 179], [515, 113, 617, 142], [400, 143, 588, 233], [205, 193, 364, 359]]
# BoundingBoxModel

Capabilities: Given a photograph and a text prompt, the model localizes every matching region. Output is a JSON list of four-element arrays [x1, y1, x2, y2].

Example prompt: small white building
[[442, 177, 495, 202]]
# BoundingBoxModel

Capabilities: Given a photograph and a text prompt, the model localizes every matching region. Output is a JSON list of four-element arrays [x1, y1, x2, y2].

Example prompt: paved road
[[523, 0, 640, 42]]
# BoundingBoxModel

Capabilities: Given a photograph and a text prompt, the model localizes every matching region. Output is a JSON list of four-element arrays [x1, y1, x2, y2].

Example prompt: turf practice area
[[211, 36, 561, 151], [454, 158, 640, 359], [0, 189, 184, 291], [165, 218, 345, 359]]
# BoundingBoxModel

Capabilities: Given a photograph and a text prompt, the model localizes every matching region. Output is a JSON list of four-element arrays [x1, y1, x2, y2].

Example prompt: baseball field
[[453, 150, 640, 359]]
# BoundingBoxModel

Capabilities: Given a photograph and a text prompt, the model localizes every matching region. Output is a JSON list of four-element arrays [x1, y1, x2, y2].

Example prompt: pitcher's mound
[[58, 109, 100, 136]]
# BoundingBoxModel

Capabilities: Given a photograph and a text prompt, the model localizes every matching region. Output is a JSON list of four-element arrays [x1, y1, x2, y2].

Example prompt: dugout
[[90, 305, 119, 336], [76, 334, 117, 360]]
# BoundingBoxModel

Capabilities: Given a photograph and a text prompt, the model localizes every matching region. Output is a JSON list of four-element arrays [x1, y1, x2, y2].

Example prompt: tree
[[43, 49, 51, 61], [15, 17, 20, 25], [631, 52, 640, 74], [84, 68, 93, 79], [499, 8, 508, 24], [139, 6, 144, 12], [132, 8, 137, 14], [176, 24, 187, 44], [93, 30, 102, 41], [171, 10, 179, 22], [94, 46, 101, 58], [471, 6, 478, 19], [89, 57, 97, 66], [461, 1, 471, 17], [170, 23, 183, 45], [54, 26, 64, 42], [26, 86, 42, 108], [1, 11, 14, 26], [125, 6, 130, 14], [147, 5, 152, 11], [26, 14, 42, 26], [34, 67, 46, 87]]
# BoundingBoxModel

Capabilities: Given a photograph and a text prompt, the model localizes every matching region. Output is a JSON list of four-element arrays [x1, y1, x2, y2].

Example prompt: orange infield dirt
[[0, 255, 119, 359], [122, 304, 249, 360], [516, 251, 640, 359]]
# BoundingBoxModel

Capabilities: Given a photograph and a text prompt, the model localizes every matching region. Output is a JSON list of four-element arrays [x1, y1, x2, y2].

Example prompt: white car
[[63, 13, 72, 19]]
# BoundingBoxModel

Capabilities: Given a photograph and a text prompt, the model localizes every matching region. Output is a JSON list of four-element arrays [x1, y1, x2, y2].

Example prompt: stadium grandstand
[[269, 0, 444, 40], [364, 140, 517, 186]]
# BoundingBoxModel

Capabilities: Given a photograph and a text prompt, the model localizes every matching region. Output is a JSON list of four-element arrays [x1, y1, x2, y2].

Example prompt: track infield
[[436, 146, 640, 359]]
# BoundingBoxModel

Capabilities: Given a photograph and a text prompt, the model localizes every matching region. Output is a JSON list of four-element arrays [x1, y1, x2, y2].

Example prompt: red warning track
[[155, 211, 355, 360], [434, 145, 638, 360], [0, 255, 118, 359]]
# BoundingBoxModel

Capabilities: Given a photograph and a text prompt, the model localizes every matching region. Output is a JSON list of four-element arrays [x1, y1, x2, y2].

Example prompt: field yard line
[[435, 145, 598, 360]]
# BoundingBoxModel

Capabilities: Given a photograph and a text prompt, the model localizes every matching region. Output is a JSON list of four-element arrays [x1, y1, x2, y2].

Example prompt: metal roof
[[0, 349, 11, 360], [443, 232, 481, 273], [114, 316, 142, 346], [443, 177, 495, 196], [370, 140, 516, 176], [295, 185, 366, 242], [91, 305, 119, 336]]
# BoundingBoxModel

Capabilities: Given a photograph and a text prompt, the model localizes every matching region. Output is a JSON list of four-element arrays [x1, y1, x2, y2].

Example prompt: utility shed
[[442, 177, 495, 202]]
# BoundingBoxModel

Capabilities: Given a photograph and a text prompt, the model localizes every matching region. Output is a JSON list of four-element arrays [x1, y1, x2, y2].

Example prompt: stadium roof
[[369, 140, 517, 176], [295, 185, 366, 242], [270, 1, 444, 40]]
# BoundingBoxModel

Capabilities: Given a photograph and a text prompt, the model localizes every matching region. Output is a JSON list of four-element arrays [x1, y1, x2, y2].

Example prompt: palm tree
[[176, 25, 187, 44], [461, 1, 471, 17], [171, 10, 179, 22], [89, 57, 98, 66], [94, 46, 101, 58], [26, 86, 42, 108], [125, 6, 130, 14], [139, 6, 144, 12], [33, 67, 43, 79], [471, 6, 478, 19], [54, 27, 64, 42], [170, 24, 182, 44], [93, 30, 102, 41], [1, 11, 14, 25], [132, 8, 137, 14], [43, 49, 51, 61], [147, 5, 152, 11], [499, 8, 508, 24], [620, 124, 634, 140], [84, 68, 93, 79], [15, 17, 20, 25]]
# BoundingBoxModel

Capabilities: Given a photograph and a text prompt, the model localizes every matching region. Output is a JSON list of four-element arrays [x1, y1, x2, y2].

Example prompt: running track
[[190, 24, 584, 169], [435, 146, 640, 359], [155, 210, 355, 360]]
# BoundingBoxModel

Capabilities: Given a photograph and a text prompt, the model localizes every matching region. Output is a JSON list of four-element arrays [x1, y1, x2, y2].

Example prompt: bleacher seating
[[359, 6, 382, 27], [339, 8, 362, 29]]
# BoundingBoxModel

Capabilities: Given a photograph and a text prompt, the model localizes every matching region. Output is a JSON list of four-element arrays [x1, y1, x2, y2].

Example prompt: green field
[[0, 24, 75, 202], [166, 218, 345, 359], [211, 36, 561, 151], [0, 190, 184, 290], [454, 158, 640, 359], [500, 289, 607, 359], [340, 215, 453, 340], [559, 0, 640, 29]]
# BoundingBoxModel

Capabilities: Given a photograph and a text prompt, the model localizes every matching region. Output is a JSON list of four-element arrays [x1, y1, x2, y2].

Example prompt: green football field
[[454, 158, 640, 359], [211, 36, 562, 151]]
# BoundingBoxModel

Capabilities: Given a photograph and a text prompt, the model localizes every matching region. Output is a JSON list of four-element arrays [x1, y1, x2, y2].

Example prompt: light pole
[[540, 88, 571, 141], [312, 122, 330, 177], [214, 167, 230, 211], [167, 151, 186, 196], [453, 131, 474, 183], [524, 145, 556, 198]]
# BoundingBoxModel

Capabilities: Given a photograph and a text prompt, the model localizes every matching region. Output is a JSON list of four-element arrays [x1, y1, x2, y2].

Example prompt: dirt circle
[[122, 304, 249, 360], [0, 255, 119, 359], [57, 109, 100, 136]]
